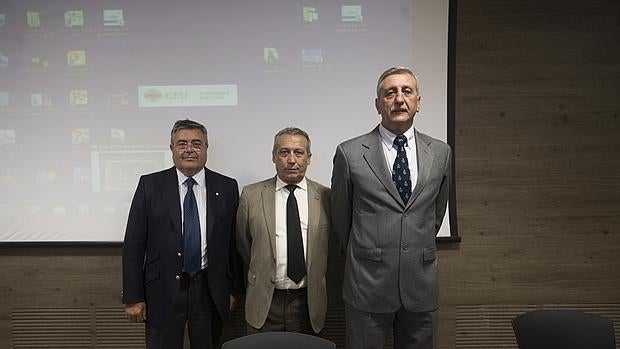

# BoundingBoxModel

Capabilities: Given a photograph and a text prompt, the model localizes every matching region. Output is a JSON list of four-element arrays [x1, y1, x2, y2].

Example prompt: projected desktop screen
[[0, 0, 457, 242]]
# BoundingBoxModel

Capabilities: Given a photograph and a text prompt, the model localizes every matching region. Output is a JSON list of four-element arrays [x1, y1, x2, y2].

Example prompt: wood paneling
[[1, 0, 619, 348]]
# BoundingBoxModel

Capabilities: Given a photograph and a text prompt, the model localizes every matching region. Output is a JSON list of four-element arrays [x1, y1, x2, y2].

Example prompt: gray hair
[[170, 119, 208, 145], [376, 66, 420, 97], [272, 127, 312, 155]]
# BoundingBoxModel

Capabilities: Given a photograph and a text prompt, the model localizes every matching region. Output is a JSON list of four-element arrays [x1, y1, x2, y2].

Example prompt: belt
[[274, 287, 307, 295]]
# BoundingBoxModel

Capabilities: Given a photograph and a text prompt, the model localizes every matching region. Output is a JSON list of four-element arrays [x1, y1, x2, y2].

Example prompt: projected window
[[0, 0, 456, 242]]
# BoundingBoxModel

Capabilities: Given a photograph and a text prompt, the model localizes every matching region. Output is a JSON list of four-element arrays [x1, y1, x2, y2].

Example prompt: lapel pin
[[215, 192, 219, 196]]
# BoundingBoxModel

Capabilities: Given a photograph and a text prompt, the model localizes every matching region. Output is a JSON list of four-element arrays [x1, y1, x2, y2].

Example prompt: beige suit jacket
[[236, 176, 331, 333]]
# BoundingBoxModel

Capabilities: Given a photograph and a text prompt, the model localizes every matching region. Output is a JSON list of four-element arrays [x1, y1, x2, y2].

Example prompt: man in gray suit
[[236, 127, 331, 334], [331, 67, 451, 349]]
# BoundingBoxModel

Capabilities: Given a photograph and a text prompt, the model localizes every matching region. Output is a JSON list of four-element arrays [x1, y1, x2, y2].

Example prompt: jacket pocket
[[423, 247, 437, 263], [144, 253, 160, 284], [353, 245, 382, 262]]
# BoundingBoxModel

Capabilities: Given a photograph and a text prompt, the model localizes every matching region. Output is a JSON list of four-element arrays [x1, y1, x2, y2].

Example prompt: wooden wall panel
[[1, 0, 619, 348]]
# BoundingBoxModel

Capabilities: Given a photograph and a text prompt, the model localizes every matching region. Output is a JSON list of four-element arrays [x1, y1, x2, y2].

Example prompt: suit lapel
[[306, 179, 320, 269], [261, 178, 277, 260], [406, 131, 432, 210], [162, 167, 182, 238], [204, 168, 217, 242], [363, 127, 403, 206]]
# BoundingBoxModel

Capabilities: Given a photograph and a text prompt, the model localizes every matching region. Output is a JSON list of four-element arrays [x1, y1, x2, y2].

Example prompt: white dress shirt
[[274, 176, 309, 289], [379, 124, 419, 192], [176, 168, 208, 270]]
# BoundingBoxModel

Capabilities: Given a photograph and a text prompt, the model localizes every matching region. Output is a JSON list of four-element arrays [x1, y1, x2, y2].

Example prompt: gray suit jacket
[[331, 126, 451, 313], [236, 177, 331, 333]]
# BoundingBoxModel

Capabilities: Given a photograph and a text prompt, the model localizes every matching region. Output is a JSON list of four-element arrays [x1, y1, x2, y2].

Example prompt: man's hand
[[125, 302, 147, 323]]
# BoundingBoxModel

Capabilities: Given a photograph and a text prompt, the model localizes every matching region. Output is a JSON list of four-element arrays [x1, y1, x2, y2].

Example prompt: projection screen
[[0, 0, 458, 242]]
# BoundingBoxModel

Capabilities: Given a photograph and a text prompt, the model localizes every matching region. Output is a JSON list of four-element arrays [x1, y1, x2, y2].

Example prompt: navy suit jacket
[[122, 166, 242, 327]]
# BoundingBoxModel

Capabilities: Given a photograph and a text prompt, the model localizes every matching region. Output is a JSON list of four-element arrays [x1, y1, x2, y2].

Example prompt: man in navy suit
[[123, 119, 242, 349]]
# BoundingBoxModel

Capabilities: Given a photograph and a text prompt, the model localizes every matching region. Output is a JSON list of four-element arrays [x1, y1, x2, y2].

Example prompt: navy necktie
[[392, 135, 412, 204], [183, 177, 201, 276], [285, 184, 306, 283]]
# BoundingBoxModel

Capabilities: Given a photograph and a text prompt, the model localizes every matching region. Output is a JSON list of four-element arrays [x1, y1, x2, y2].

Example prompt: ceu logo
[[143, 89, 162, 103], [164, 91, 188, 100]]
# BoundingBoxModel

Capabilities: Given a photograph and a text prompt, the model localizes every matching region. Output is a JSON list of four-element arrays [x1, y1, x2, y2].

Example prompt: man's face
[[375, 73, 421, 135], [170, 128, 208, 177], [272, 134, 311, 184]]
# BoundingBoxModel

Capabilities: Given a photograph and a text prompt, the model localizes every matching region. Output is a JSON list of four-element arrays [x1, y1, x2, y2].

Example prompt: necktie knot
[[394, 134, 408, 148], [185, 177, 196, 190], [286, 184, 298, 194]]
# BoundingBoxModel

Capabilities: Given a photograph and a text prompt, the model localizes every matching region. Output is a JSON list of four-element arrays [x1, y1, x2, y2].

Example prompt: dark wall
[[1, 0, 619, 348]]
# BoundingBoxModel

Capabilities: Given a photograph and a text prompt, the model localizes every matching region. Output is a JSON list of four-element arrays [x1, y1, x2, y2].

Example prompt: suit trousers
[[246, 288, 314, 335], [146, 269, 222, 349], [345, 303, 438, 349]]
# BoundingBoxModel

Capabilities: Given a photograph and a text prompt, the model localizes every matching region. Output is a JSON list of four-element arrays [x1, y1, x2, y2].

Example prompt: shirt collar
[[275, 176, 307, 192], [176, 167, 206, 187], [379, 124, 415, 149]]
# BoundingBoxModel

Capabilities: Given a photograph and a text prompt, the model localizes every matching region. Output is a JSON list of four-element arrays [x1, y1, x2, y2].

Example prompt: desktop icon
[[30, 93, 52, 107], [69, 90, 88, 106], [103, 10, 125, 26], [65, 10, 84, 27], [0, 129, 16, 146], [67, 50, 86, 67], [26, 11, 41, 27], [108, 94, 129, 106], [31, 56, 50, 69], [264, 47, 279, 64], [111, 128, 126, 141], [72, 128, 90, 144], [303, 7, 318, 23], [341, 5, 363, 22], [302, 49, 323, 64]]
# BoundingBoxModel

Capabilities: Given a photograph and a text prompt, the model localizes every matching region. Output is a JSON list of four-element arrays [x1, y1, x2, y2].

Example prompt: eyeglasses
[[174, 142, 205, 151]]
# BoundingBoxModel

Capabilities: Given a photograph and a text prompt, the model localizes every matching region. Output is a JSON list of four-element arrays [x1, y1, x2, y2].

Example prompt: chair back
[[222, 331, 337, 349], [512, 309, 616, 349]]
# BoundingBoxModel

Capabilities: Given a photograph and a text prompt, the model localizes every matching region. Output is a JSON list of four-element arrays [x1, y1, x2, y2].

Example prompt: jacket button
[[177, 252, 182, 258], [175, 275, 181, 280]]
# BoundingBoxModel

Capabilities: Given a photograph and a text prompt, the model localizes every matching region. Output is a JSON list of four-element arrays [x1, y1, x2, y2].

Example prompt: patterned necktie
[[285, 184, 306, 283], [183, 177, 201, 276], [392, 135, 412, 204]]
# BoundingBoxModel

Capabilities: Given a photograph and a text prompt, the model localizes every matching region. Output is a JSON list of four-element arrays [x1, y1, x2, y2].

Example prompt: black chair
[[512, 309, 616, 349], [222, 332, 336, 349]]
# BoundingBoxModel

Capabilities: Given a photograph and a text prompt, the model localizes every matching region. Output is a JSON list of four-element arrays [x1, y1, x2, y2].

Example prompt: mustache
[[391, 107, 408, 112]]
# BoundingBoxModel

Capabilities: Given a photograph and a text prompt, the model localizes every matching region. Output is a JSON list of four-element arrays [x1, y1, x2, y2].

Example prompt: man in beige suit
[[236, 127, 330, 334]]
